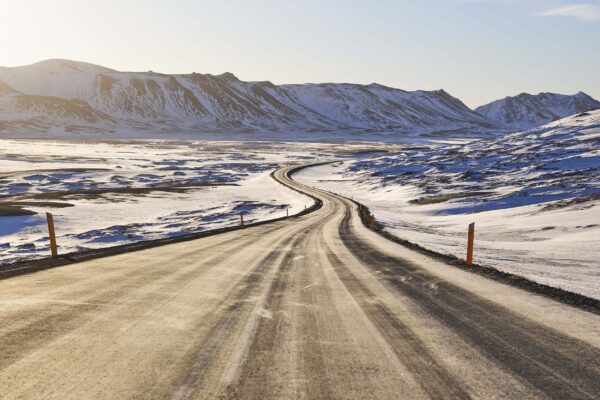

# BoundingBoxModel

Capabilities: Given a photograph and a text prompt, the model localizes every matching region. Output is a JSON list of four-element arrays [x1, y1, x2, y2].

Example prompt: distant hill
[[475, 91, 600, 130]]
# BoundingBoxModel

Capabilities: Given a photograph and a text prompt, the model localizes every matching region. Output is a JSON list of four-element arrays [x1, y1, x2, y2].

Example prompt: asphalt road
[[0, 166, 599, 399]]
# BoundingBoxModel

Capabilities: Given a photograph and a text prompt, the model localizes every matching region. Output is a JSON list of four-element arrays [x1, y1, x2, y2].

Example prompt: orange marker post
[[369, 215, 376, 229], [466, 222, 475, 265], [46, 212, 58, 258]]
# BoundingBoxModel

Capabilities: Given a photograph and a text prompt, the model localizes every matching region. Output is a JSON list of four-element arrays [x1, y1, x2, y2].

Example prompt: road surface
[[0, 166, 599, 399]]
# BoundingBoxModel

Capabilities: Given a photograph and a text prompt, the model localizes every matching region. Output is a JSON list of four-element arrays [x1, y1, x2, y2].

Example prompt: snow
[[295, 111, 600, 300], [0, 59, 497, 138], [476, 92, 600, 130], [0, 139, 336, 265], [2, 60, 599, 142]]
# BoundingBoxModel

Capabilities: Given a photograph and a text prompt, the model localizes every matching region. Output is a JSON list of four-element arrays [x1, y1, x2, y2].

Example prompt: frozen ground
[[296, 110, 600, 300], [0, 139, 364, 265]]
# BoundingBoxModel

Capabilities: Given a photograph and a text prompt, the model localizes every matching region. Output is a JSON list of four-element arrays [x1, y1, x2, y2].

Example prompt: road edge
[[0, 165, 322, 280], [351, 199, 600, 315], [286, 163, 600, 315]]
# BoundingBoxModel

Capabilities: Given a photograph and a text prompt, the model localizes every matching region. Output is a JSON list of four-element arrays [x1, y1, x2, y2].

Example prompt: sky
[[0, 0, 599, 107]]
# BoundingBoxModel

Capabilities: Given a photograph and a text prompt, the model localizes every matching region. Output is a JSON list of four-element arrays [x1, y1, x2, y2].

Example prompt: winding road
[[0, 166, 599, 399]]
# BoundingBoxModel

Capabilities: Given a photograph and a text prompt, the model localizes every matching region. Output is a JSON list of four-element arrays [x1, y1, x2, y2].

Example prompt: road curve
[[0, 165, 599, 399]]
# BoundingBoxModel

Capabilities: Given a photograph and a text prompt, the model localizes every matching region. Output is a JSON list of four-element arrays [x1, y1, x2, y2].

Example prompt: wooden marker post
[[46, 212, 58, 257], [369, 215, 376, 229], [466, 222, 475, 265], [240, 212, 244, 226]]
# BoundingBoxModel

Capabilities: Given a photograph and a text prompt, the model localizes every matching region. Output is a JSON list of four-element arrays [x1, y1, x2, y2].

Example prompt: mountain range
[[0, 59, 598, 136]]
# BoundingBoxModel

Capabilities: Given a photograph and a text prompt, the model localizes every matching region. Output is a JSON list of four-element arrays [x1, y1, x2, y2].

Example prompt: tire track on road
[[337, 200, 600, 399], [324, 240, 471, 400], [226, 231, 333, 399], [170, 233, 304, 400], [0, 226, 285, 373]]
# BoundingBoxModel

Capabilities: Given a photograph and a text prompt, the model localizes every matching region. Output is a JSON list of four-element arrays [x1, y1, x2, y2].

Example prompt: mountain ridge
[[0, 59, 597, 136], [475, 91, 600, 130]]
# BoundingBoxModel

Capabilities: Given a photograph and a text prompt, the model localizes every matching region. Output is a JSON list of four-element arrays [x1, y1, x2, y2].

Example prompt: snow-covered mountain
[[0, 59, 493, 135], [475, 91, 600, 130], [0, 77, 114, 133], [0, 59, 598, 136]]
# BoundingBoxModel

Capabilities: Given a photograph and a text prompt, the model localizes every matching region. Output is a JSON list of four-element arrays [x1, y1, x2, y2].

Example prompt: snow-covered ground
[[296, 111, 600, 300], [2, 110, 598, 299], [0, 139, 349, 265]]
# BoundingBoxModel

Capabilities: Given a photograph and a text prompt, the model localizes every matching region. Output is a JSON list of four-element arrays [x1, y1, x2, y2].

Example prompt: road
[[0, 166, 599, 399]]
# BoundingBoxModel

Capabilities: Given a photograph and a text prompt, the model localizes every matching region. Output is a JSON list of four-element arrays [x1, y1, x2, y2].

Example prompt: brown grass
[[409, 191, 494, 205]]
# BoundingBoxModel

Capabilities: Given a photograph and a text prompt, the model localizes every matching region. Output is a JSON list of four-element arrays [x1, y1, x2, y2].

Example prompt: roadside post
[[46, 212, 58, 258], [466, 222, 475, 265], [286, 207, 289, 217], [240, 212, 244, 226]]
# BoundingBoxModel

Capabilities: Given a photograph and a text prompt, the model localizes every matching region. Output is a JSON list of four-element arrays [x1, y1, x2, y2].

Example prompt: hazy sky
[[0, 0, 599, 107]]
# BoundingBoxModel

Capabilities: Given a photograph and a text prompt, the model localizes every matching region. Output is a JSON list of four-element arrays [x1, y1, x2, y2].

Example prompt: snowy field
[[0, 139, 360, 265], [297, 111, 600, 300], [2, 110, 598, 300]]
